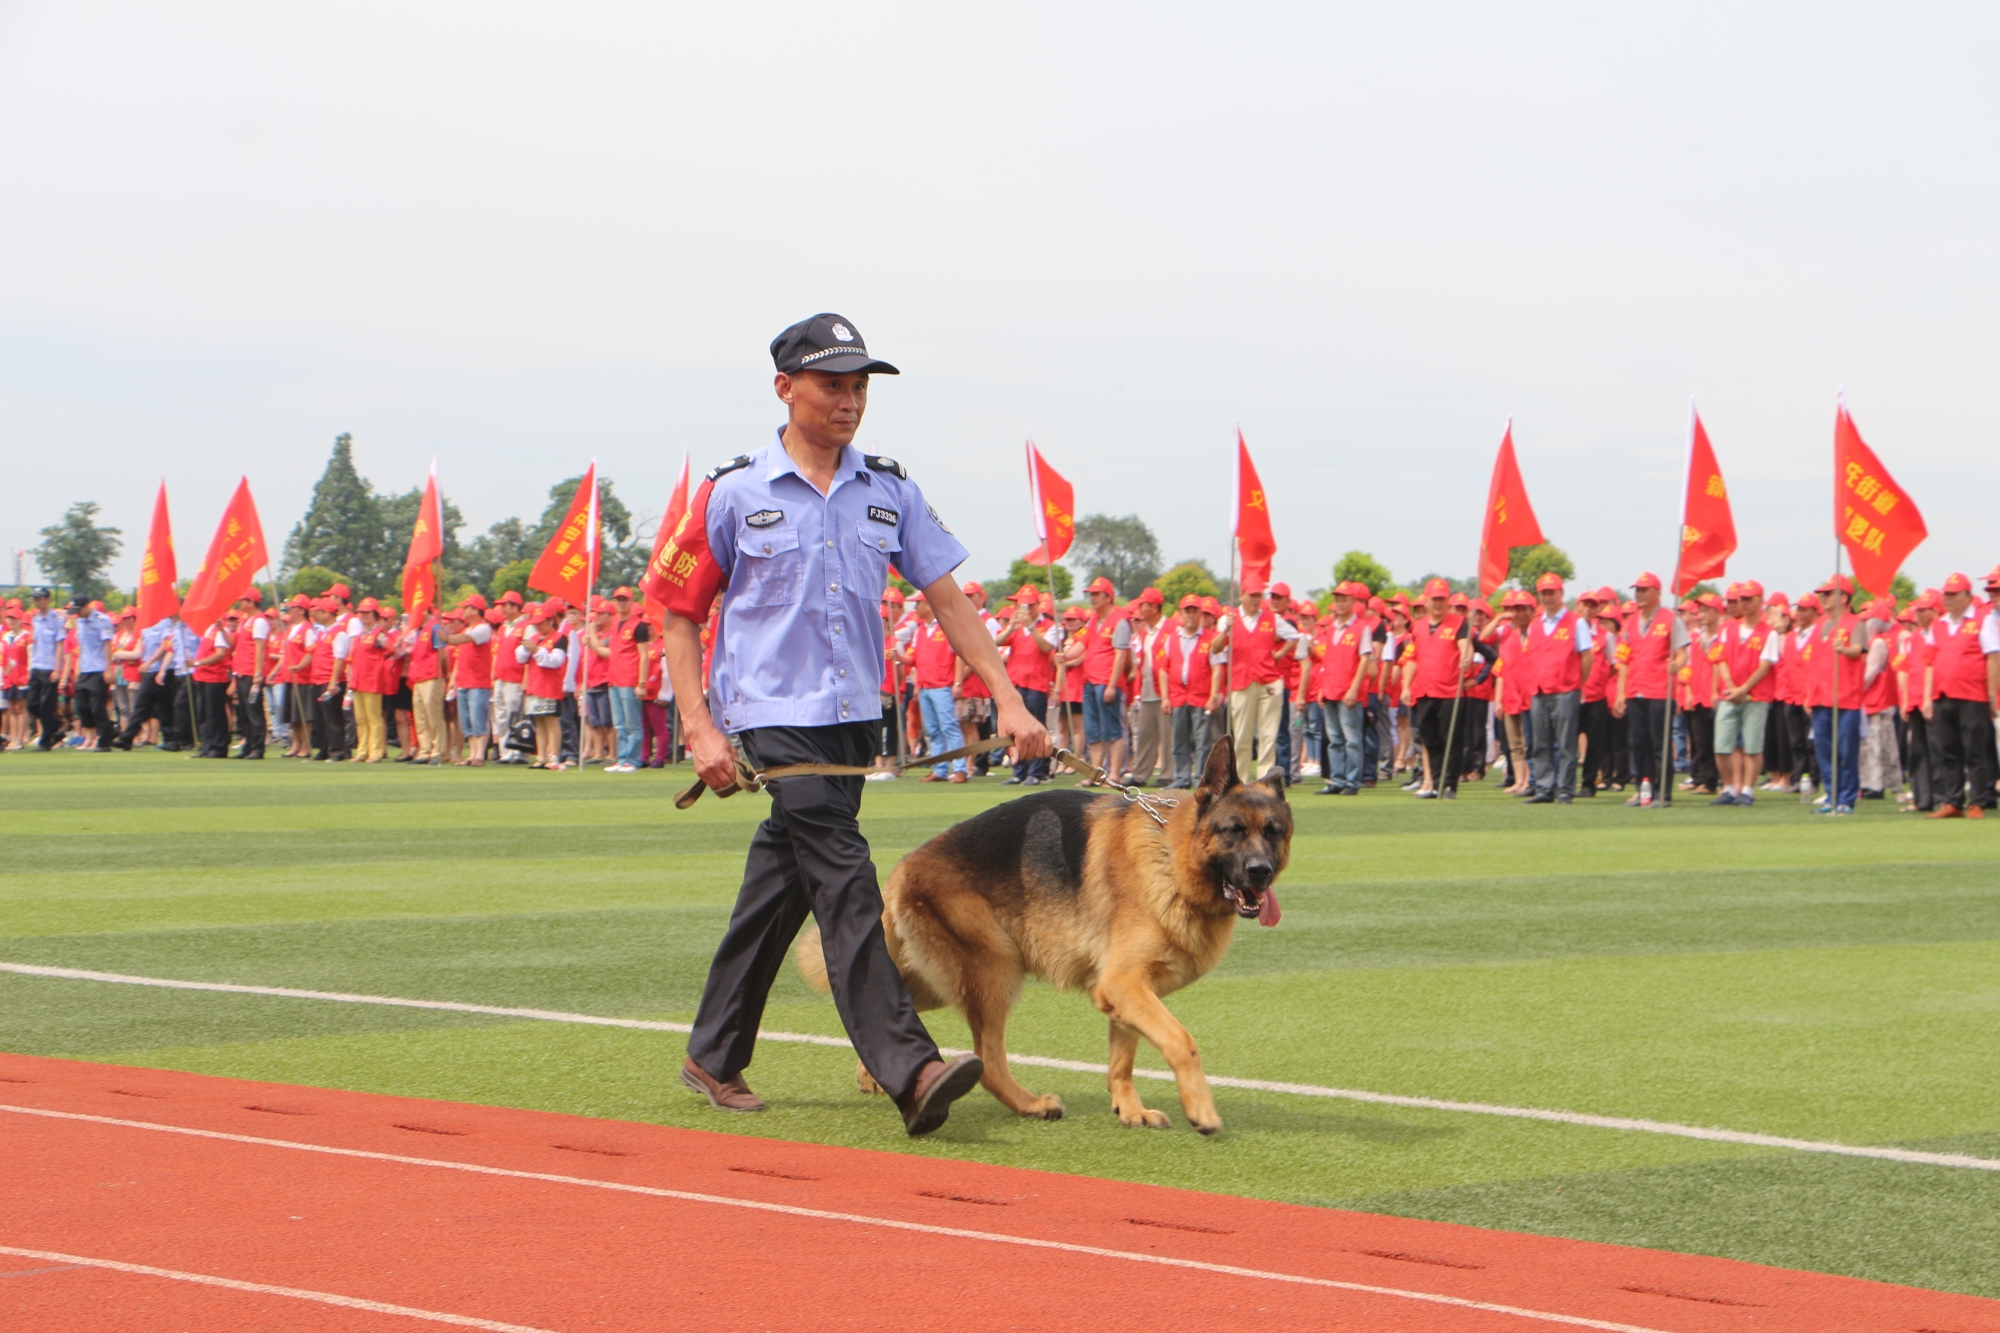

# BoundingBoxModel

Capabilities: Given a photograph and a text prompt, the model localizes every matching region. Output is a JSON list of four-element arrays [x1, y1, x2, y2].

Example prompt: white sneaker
[[865, 770, 897, 781]]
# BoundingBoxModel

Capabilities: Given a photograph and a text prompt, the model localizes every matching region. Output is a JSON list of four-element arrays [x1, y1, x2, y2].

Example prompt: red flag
[[640, 451, 693, 608], [1834, 404, 1927, 598], [1673, 409, 1736, 596], [530, 464, 597, 604], [180, 478, 270, 632], [1476, 422, 1545, 596], [137, 480, 179, 628], [1234, 431, 1276, 587], [400, 460, 444, 620], [1021, 439, 1075, 565]]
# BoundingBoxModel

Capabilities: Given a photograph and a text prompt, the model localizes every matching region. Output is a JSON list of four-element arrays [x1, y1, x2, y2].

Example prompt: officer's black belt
[[674, 735, 1015, 811]]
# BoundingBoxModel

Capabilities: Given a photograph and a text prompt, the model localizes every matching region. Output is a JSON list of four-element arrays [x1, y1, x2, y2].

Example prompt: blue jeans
[[1810, 705, 1861, 810], [609, 685, 642, 766], [1362, 699, 1381, 780], [1300, 700, 1325, 774], [1082, 683, 1124, 744], [1275, 693, 1293, 776], [1012, 688, 1050, 781], [458, 686, 491, 737], [919, 687, 965, 775], [1325, 700, 1365, 791]]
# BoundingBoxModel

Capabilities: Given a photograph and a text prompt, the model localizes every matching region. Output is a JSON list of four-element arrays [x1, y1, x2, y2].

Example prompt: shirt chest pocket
[[852, 519, 902, 589], [733, 526, 804, 608]]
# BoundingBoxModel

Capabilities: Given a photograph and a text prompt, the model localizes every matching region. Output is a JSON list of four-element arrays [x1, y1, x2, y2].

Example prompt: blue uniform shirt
[[29, 609, 64, 671], [160, 620, 197, 672], [705, 434, 967, 733], [73, 610, 116, 673]]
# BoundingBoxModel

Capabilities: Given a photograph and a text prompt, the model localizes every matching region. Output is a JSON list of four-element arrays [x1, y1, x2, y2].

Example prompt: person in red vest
[[1924, 572, 1999, 817], [1614, 572, 1687, 806], [445, 599, 496, 767], [1125, 587, 1170, 786], [344, 598, 386, 763], [1675, 595, 1722, 797], [872, 587, 908, 776], [304, 598, 344, 761], [223, 591, 270, 759], [190, 611, 236, 759], [489, 591, 529, 764], [998, 584, 1058, 785], [955, 580, 1001, 777], [517, 601, 570, 769], [1517, 573, 1592, 804], [1481, 590, 1533, 793], [1056, 604, 1088, 768], [1207, 575, 1298, 783], [1807, 575, 1871, 814], [1310, 582, 1376, 795], [1065, 575, 1132, 785], [1895, 593, 1939, 810], [1161, 593, 1219, 788], [906, 592, 967, 782], [404, 602, 446, 765], [1710, 582, 1781, 805], [1399, 578, 1471, 799], [1856, 595, 1901, 801], [274, 595, 311, 757]]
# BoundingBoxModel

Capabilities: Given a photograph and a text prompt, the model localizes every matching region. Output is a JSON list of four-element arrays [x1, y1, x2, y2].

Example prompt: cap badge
[[831, 323, 854, 342]]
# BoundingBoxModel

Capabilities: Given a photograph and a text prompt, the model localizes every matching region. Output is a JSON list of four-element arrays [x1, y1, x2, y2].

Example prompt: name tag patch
[[745, 509, 784, 529], [867, 506, 899, 527]]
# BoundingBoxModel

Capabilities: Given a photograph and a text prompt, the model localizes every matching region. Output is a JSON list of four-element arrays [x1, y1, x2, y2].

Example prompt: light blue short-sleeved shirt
[[706, 433, 968, 733], [73, 610, 116, 673], [29, 610, 64, 671]]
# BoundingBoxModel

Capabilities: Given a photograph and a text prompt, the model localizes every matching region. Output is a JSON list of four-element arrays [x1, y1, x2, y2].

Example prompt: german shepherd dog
[[798, 734, 1289, 1134]]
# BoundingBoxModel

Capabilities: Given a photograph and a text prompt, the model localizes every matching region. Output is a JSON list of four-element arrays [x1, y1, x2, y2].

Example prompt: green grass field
[[4, 749, 1998, 1297]]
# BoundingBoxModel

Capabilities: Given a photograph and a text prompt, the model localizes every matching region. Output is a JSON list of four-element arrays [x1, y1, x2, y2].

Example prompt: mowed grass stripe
[[13, 959, 1999, 1174]]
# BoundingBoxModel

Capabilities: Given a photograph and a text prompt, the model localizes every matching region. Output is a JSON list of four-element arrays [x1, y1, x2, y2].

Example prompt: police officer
[[67, 597, 119, 751], [25, 589, 65, 749], [655, 313, 1051, 1137]]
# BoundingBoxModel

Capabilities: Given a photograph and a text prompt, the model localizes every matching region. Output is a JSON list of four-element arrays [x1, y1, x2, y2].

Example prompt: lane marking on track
[[0, 1243, 556, 1332], [0, 1105, 1672, 1332], [6, 960, 1996, 1172]]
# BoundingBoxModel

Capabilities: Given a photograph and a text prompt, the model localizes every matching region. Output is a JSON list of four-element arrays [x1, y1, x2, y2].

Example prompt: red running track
[[1, 1054, 1995, 1332]]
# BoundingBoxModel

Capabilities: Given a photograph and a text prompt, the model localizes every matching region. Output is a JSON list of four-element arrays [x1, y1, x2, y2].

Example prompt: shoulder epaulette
[[705, 455, 753, 483], [864, 454, 908, 479]]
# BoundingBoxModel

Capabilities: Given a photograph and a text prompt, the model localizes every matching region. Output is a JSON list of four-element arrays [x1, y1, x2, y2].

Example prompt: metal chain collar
[[1054, 746, 1181, 827]]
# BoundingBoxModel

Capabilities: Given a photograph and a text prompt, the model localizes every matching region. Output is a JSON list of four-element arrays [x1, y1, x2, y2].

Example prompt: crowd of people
[[6, 562, 1998, 817]]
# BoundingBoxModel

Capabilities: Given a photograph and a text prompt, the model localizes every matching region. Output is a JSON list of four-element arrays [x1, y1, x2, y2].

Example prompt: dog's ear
[[1255, 771, 1289, 802], [1195, 733, 1240, 809]]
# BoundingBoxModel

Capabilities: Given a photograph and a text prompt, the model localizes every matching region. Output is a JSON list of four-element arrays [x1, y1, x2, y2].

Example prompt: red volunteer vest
[[1931, 612, 1991, 703], [1722, 620, 1777, 703], [1226, 610, 1281, 691], [1407, 613, 1465, 700], [1622, 609, 1673, 699], [1524, 610, 1583, 695]]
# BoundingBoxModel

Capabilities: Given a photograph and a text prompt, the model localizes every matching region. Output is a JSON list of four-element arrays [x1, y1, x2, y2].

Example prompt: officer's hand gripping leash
[[674, 734, 1016, 810]]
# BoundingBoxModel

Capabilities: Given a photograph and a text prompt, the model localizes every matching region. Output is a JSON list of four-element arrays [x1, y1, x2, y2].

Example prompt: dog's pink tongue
[[1258, 885, 1281, 927]]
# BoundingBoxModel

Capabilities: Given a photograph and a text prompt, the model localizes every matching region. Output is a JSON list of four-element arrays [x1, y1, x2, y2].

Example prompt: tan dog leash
[[674, 734, 1016, 810]]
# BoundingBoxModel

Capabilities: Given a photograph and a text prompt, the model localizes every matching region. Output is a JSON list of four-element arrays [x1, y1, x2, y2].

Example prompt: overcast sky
[[3, 3, 1995, 598]]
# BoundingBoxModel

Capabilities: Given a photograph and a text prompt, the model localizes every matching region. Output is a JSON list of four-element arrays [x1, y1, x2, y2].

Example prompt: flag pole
[[1829, 395, 1843, 815], [1660, 399, 1698, 810]]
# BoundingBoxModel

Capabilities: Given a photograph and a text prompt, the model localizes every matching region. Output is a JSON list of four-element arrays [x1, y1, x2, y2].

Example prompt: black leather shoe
[[1524, 791, 1555, 804], [899, 1053, 984, 1138]]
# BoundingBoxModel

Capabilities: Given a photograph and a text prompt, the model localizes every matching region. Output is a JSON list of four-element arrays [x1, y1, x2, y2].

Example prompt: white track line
[[6, 960, 1995, 1173], [0, 1242, 556, 1332], [0, 1105, 1671, 1333]]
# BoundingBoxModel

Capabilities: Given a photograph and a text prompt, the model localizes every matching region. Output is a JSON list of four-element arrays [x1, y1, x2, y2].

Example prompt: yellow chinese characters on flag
[[178, 477, 270, 633], [529, 465, 598, 604], [1833, 406, 1925, 596]]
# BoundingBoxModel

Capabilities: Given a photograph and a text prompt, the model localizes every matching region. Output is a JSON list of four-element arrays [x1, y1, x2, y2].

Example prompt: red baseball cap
[[1984, 565, 2000, 590], [1914, 589, 1943, 609], [1816, 573, 1854, 595], [1270, 581, 1292, 599], [464, 593, 488, 611], [1422, 577, 1451, 598], [1200, 596, 1223, 615], [485, 607, 506, 625], [1062, 605, 1086, 621], [613, 586, 634, 599], [961, 580, 986, 599], [1943, 572, 1973, 593], [1240, 575, 1268, 596], [1632, 572, 1662, 590], [1795, 592, 1822, 610], [499, 590, 524, 605], [287, 593, 312, 609], [1699, 593, 1725, 610], [1010, 583, 1040, 602], [356, 597, 380, 612], [118, 606, 137, 619], [1295, 599, 1318, 617], [883, 588, 906, 605], [1177, 594, 1202, 610], [1534, 573, 1564, 592], [327, 583, 351, 601], [1137, 587, 1164, 606], [1449, 593, 1469, 608], [1083, 575, 1115, 596], [1866, 597, 1896, 621], [1741, 579, 1765, 599]]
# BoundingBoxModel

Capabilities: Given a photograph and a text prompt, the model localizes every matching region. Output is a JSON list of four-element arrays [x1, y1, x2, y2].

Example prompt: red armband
[[642, 479, 727, 621]]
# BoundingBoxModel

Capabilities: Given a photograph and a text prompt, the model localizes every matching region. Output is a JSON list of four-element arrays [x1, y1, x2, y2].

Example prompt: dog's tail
[[794, 921, 832, 993]]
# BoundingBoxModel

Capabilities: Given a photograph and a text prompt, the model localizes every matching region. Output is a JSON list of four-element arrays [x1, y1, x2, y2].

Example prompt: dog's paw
[[1021, 1094, 1065, 1120], [1116, 1105, 1172, 1129], [1190, 1114, 1223, 1136], [855, 1062, 885, 1096]]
